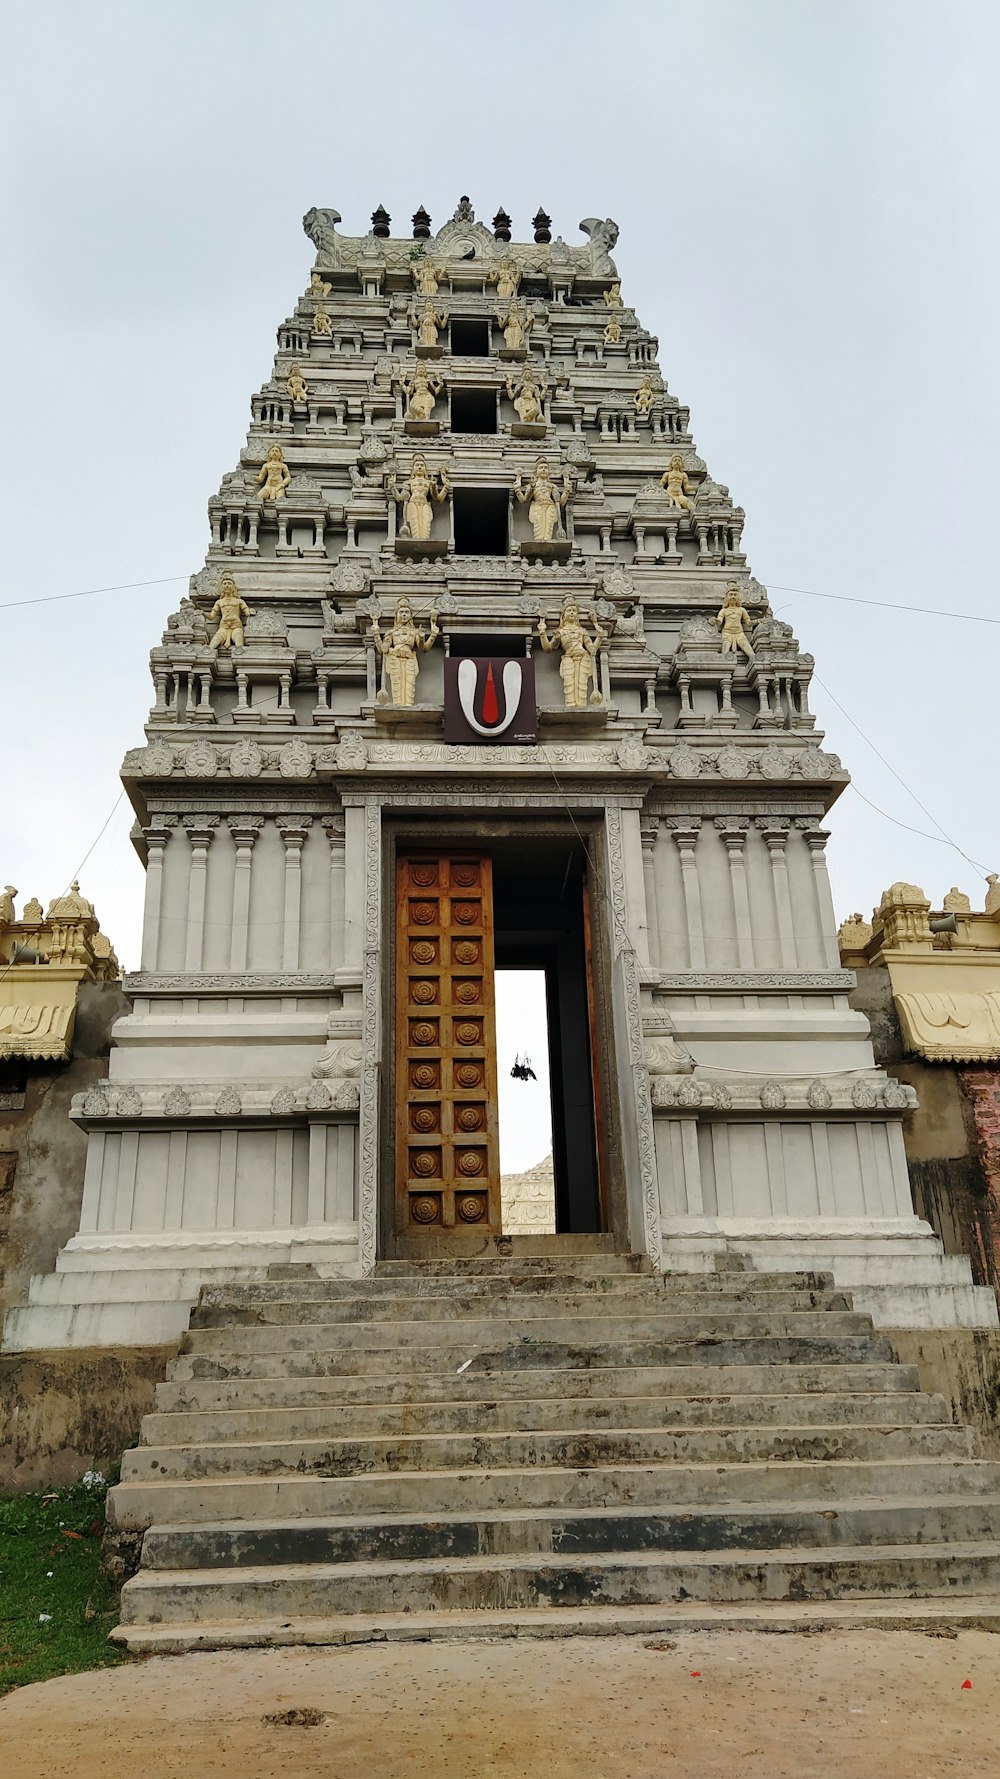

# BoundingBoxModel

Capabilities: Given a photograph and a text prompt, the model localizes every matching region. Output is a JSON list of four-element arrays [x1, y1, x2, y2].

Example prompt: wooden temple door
[[394, 852, 501, 1239]]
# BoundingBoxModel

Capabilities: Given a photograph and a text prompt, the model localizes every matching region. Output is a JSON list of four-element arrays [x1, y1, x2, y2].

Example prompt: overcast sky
[[3, 0, 998, 999]]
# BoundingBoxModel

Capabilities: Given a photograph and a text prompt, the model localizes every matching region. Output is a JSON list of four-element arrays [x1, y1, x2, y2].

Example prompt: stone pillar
[[756, 817, 797, 968], [640, 821, 661, 970], [796, 819, 841, 968], [715, 817, 753, 968], [323, 815, 347, 973], [140, 819, 175, 972], [226, 816, 263, 971], [342, 804, 367, 977], [182, 816, 220, 972], [666, 819, 705, 970], [277, 815, 313, 970]]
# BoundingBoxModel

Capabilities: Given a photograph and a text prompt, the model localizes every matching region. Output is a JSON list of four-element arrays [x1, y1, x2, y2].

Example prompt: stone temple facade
[[5, 197, 996, 1354]]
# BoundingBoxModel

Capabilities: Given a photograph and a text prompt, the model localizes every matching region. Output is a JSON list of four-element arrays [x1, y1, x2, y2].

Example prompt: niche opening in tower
[[453, 488, 508, 556], [451, 388, 497, 434], [451, 317, 491, 357]]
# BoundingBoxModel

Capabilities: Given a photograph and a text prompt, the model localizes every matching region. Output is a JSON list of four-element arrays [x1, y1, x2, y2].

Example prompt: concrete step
[[117, 1541, 1000, 1623], [187, 1306, 872, 1342], [372, 1244, 624, 1272], [139, 1390, 951, 1447], [203, 1270, 840, 1305], [192, 1287, 854, 1322], [139, 1496, 1000, 1572], [158, 1360, 921, 1405], [109, 1594, 1000, 1653], [108, 1458, 1000, 1530], [120, 1422, 975, 1484]]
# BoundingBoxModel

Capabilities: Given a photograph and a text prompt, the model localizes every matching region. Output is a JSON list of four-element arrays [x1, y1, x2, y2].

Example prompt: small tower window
[[451, 318, 491, 356], [451, 388, 497, 434], [453, 488, 508, 555]]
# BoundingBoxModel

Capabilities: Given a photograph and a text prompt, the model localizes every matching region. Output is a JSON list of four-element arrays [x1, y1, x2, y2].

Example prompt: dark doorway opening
[[453, 487, 508, 555], [451, 387, 497, 434], [449, 632, 527, 659], [451, 317, 491, 356]]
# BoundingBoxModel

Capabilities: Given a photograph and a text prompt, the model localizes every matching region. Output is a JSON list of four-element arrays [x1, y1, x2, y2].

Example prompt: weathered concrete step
[[187, 1307, 872, 1344], [140, 1390, 950, 1447], [117, 1541, 1000, 1622], [193, 1287, 853, 1323], [372, 1246, 624, 1273], [108, 1457, 1000, 1529], [171, 1334, 897, 1378], [121, 1422, 974, 1484], [205, 1271, 839, 1306], [109, 1594, 1000, 1653], [140, 1496, 1000, 1572], [160, 1359, 921, 1402]]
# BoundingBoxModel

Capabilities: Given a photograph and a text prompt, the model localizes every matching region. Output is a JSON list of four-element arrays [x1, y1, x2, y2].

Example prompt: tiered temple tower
[[6, 197, 995, 1351]]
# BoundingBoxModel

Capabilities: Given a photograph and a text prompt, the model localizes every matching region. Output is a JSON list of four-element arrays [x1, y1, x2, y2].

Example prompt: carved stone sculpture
[[579, 217, 620, 276], [398, 365, 443, 423], [257, 444, 291, 502], [371, 598, 440, 706], [514, 458, 571, 542], [986, 875, 1000, 918], [838, 913, 873, 952], [409, 298, 449, 348], [286, 363, 308, 402], [604, 282, 623, 308], [715, 586, 755, 661], [634, 374, 656, 415], [943, 887, 972, 914], [208, 572, 250, 649], [496, 297, 533, 351], [411, 259, 443, 297], [387, 453, 449, 539], [313, 304, 333, 337], [490, 256, 521, 301], [309, 270, 331, 297], [506, 365, 547, 426], [537, 601, 605, 708], [603, 314, 623, 345], [660, 453, 695, 511]]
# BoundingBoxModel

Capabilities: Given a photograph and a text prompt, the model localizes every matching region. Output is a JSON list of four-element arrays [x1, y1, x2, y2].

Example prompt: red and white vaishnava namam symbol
[[443, 656, 537, 745]]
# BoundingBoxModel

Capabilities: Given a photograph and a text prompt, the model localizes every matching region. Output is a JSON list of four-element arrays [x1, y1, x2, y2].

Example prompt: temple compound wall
[[3, 197, 995, 1360]]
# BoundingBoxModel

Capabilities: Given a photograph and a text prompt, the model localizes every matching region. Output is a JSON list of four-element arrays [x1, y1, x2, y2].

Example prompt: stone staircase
[[109, 1248, 1000, 1651]]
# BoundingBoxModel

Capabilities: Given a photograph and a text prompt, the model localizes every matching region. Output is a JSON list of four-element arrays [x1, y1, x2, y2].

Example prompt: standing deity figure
[[603, 314, 623, 345], [507, 365, 547, 425], [514, 458, 572, 542], [490, 255, 521, 301], [387, 453, 449, 539], [497, 297, 533, 352], [286, 363, 308, 402], [634, 374, 656, 415], [603, 282, 623, 308], [537, 601, 606, 708], [0, 885, 16, 925], [257, 443, 291, 502], [411, 259, 442, 297], [313, 304, 333, 337], [409, 298, 449, 348], [309, 270, 331, 297], [660, 453, 695, 512], [715, 585, 756, 661], [398, 364, 443, 423], [985, 874, 1000, 918], [371, 598, 440, 706], [209, 572, 251, 649]]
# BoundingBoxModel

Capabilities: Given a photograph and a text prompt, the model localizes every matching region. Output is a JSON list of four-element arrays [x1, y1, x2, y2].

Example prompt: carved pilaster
[[140, 817, 176, 973], [640, 820, 661, 970], [665, 817, 705, 970], [226, 815, 264, 971], [715, 816, 753, 969], [181, 815, 221, 972], [796, 818, 840, 967], [322, 814, 347, 974], [755, 816, 797, 968], [277, 814, 314, 970]]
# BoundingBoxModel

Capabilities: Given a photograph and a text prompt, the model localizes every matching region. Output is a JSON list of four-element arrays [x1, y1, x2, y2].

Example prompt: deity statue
[[603, 314, 623, 345], [313, 304, 333, 337], [986, 874, 1000, 919], [309, 270, 331, 297], [387, 453, 449, 539], [257, 444, 291, 502], [398, 364, 443, 423], [496, 297, 533, 352], [537, 601, 606, 708], [507, 365, 547, 426], [208, 572, 251, 649], [286, 363, 308, 402], [490, 256, 521, 301], [943, 887, 972, 914], [603, 282, 623, 308], [634, 374, 656, 415], [411, 259, 442, 297], [660, 453, 695, 512], [409, 298, 449, 348], [371, 598, 439, 706], [514, 458, 572, 542], [0, 886, 16, 925], [715, 585, 755, 661]]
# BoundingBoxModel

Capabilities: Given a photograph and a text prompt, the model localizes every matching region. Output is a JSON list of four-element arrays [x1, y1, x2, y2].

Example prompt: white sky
[[3, 0, 998, 979]]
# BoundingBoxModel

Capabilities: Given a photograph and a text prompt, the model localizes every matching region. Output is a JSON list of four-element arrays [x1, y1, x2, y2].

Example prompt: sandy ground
[[1, 1631, 998, 1779]]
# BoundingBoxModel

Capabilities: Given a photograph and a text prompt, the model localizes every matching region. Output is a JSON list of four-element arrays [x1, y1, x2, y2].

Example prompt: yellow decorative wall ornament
[[209, 571, 250, 649], [257, 444, 291, 502], [371, 598, 440, 706], [387, 454, 449, 540], [660, 453, 695, 511], [537, 601, 606, 709], [715, 586, 756, 661]]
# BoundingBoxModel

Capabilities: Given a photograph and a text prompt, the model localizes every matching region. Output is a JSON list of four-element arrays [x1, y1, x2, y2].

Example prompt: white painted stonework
[[5, 199, 994, 1351]]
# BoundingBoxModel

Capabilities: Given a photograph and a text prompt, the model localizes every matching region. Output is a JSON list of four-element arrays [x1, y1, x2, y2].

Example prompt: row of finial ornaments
[[303, 201, 620, 277], [77, 1080, 361, 1120], [359, 200, 560, 245], [648, 1074, 917, 1113]]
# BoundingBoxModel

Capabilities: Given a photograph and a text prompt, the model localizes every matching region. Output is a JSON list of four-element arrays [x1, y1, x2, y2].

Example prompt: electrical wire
[[770, 582, 1000, 626], [0, 575, 188, 612]]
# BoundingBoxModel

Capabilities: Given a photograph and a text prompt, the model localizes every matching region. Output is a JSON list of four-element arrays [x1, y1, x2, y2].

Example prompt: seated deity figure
[[286, 363, 308, 402], [496, 297, 533, 351], [310, 270, 331, 297], [209, 571, 250, 649], [603, 314, 623, 345], [490, 255, 521, 301], [507, 365, 547, 425], [313, 304, 333, 337], [388, 453, 449, 539], [514, 458, 571, 542], [257, 443, 291, 502], [411, 259, 442, 297], [634, 374, 656, 414], [715, 585, 756, 661], [409, 298, 449, 347], [372, 598, 440, 705], [398, 364, 443, 423], [537, 600, 606, 708], [660, 452, 695, 512], [603, 281, 623, 308]]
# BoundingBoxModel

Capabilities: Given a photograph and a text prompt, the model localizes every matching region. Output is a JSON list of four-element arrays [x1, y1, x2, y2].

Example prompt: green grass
[[0, 1476, 132, 1696]]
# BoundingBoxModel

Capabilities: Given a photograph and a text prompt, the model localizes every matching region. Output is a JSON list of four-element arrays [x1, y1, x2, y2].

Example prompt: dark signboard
[[443, 656, 537, 746]]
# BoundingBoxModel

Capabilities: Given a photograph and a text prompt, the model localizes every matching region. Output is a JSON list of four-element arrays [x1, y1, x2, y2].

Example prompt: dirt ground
[[1, 1630, 997, 1779]]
